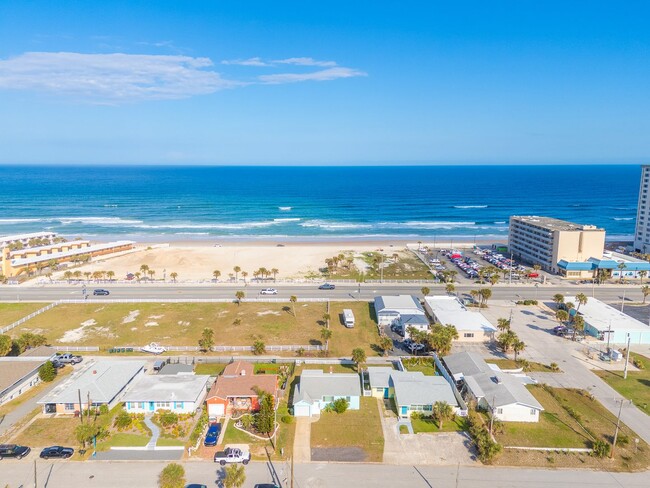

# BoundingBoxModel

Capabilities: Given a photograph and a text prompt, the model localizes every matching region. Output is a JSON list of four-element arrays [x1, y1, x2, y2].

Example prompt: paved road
[[0, 459, 647, 488], [0, 283, 643, 303]]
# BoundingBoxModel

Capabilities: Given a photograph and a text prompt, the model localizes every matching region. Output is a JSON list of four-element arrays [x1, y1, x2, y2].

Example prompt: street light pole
[[623, 333, 632, 380], [610, 399, 626, 459], [621, 288, 626, 312]]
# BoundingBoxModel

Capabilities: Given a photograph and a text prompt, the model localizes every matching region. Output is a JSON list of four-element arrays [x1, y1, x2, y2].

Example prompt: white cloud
[[0, 52, 237, 102], [259, 67, 366, 84], [221, 57, 270, 67], [273, 57, 337, 67]]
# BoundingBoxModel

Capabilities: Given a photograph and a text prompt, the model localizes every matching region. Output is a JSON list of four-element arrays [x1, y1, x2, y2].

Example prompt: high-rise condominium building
[[634, 165, 650, 253]]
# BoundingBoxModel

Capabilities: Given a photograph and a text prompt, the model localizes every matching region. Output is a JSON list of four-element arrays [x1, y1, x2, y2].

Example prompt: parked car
[[553, 325, 566, 335], [259, 288, 278, 295], [186, 485, 208, 488], [0, 444, 31, 460], [254, 485, 281, 488], [55, 353, 83, 364], [50, 359, 65, 369], [39, 446, 74, 459], [318, 283, 336, 290], [93, 289, 110, 296], [214, 447, 250, 466], [204, 423, 222, 447]]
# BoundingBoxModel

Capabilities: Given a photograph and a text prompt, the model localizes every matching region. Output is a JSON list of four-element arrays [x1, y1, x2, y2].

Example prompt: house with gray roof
[[374, 295, 429, 339], [367, 367, 459, 419], [442, 352, 543, 422], [38, 360, 145, 414], [123, 374, 209, 414], [292, 370, 361, 417]]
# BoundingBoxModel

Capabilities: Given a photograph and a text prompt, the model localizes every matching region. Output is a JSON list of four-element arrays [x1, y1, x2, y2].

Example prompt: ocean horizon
[[0, 164, 640, 242]]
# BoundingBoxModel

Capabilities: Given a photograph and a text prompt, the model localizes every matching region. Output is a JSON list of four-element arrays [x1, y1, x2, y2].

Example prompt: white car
[[260, 288, 278, 295], [140, 342, 167, 355]]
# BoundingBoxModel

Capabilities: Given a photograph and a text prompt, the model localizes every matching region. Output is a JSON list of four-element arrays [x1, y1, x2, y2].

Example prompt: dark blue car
[[204, 423, 222, 447]]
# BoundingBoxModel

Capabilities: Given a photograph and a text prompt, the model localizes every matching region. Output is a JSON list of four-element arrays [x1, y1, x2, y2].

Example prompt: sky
[[0, 1, 649, 165]]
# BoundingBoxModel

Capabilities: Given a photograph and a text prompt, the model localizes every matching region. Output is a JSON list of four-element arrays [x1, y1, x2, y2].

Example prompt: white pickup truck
[[213, 447, 250, 466], [56, 353, 83, 365]]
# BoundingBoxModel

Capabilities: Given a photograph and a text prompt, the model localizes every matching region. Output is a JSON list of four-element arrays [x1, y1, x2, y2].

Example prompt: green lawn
[[194, 363, 227, 375], [403, 358, 437, 375], [411, 416, 468, 434], [97, 433, 150, 450], [595, 354, 650, 414], [156, 437, 184, 447], [13, 417, 81, 447], [494, 385, 650, 471], [486, 359, 559, 373], [300, 363, 358, 374], [327, 302, 382, 357], [0, 302, 47, 327], [310, 397, 384, 462]]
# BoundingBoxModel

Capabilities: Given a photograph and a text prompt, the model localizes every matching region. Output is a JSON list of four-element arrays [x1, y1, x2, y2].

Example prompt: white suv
[[260, 288, 278, 295]]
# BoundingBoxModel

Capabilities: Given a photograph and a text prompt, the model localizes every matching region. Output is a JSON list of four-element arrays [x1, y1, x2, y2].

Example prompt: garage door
[[294, 404, 311, 417], [208, 403, 224, 417]]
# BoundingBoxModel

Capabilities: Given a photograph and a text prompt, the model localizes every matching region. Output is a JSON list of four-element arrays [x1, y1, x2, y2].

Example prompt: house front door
[[400, 406, 408, 417], [149, 402, 155, 411], [383, 388, 389, 399]]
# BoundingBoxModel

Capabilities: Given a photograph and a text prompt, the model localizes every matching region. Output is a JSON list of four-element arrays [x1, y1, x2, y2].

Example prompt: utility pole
[[621, 288, 626, 312], [509, 252, 513, 285], [606, 321, 612, 354], [290, 455, 294, 488], [610, 399, 626, 459], [489, 395, 496, 435], [78, 389, 83, 424], [623, 334, 632, 380], [34, 459, 37, 488]]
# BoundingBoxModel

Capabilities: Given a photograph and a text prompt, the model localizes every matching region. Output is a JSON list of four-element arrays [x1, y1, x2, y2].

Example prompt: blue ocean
[[0, 165, 640, 242]]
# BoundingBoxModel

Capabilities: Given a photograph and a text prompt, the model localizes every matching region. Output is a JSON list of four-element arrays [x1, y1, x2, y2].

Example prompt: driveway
[[478, 301, 650, 444], [293, 417, 312, 463], [377, 399, 477, 465]]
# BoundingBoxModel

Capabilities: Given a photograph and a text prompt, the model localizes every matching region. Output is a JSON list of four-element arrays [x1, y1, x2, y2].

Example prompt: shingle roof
[[367, 367, 393, 389], [443, 351, 493, 377], [207, 371, 277, 400], [39, 360, 145, 405], [424, 296, 497, 332], [20, 345, 56, 358], [158, 364, 194, 375], [391, 371, 458, 407], [468, 372, 543, 410], [0, 361, 43, 396], [293, 370, 361, 404], [123, 374, 209, 402]]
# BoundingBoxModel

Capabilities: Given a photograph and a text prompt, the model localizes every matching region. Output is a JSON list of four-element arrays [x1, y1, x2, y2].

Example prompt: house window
[[463, 333, 474, 338], [424, 405, 432, 411], [496, 408, 503, 414], [156, 401, 171, 409], [530, 409, 536, 415], [139, 402, 145, 409], [323, 396, 334, 403], [64, 403, 75, 411]]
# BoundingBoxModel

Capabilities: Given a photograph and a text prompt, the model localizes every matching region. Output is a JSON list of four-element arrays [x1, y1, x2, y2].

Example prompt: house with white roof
[[424, 296, 497, 341], [292, 370, 361, 417], [374, 295, 429, 338], [443, 352, 543, 422], [123, 374, 210, 413], [367, 367, 459, 419], [38, 360, 145, 414], [571, 296, 650, 344]]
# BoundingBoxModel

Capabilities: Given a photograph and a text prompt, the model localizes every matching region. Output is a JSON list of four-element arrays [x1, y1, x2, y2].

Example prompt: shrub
[[189, 411, 208, 443], [616, 434, 630, 446], [633, 357, 645, 369], [159, 463, 185, 488], [38, 361, 57, 382], [281, 415, 294, 424], [331, 398, 349, 414], [549, 362, 560, 372], [114, 410, 133, 430], [99, 404, 109, 415], [410, 411, 423, 420], [592, 440, 611, 458], [295, 347, 305, 357], [158, 410, 179, 427]]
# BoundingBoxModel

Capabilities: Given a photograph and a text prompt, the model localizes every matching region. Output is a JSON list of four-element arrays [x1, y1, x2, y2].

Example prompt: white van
[[342, 309, 355, 328]]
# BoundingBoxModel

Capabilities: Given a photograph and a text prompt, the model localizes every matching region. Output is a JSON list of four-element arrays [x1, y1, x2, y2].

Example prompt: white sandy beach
[[48, 238, 485, 282]]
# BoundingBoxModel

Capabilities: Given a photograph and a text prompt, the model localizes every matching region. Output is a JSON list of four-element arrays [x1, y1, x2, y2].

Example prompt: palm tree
[[572, 315, 585, 340], [533, 264, 542, 277], [489, 274, 499, 286], [379, 336, 393, 356], [320, 328, 332, 350], [63, 271, 73, 282], [271, 268, 279, 282], [148, 269, 155, 280], [213, 270, 221, 281], [84, 271, 92, 281], [617, 262, 626, 283], [106, 271, 115, 281], [552, 294, 565, 307], [223, 463, 246, 488], [556, 309, 569, 325], [496, 318, 511, 332], [432, 401, 454, 430], [479, 288, 492, 307], [470, 289, 479, 303], [445, 283, 455, 295], [640, 270, 648, 284], [235, 290, 245, 305], [289, 295, 298, 317], [233, 266, 241, 282], [322, 313, 331, 328], [513, 340, 526, 361], [497, 330, 517, 353], [642, 285, 650, 304], [134, 271, 141, 282], [575, 293, 588, 311], [73, 270, 82, 280], [421, 286, 430, 297], [140, 264, 149, 280], [448, 270, 458, 283], [352, 348, 366, 372], [241, 271, 248, 283], [170, 272, 178, 283]]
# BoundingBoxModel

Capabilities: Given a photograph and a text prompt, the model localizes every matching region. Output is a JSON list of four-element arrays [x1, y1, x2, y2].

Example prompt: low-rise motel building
[[423, 295, 497, 342], [508, 216, 606, 276], [0, 233, 134, 277]]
